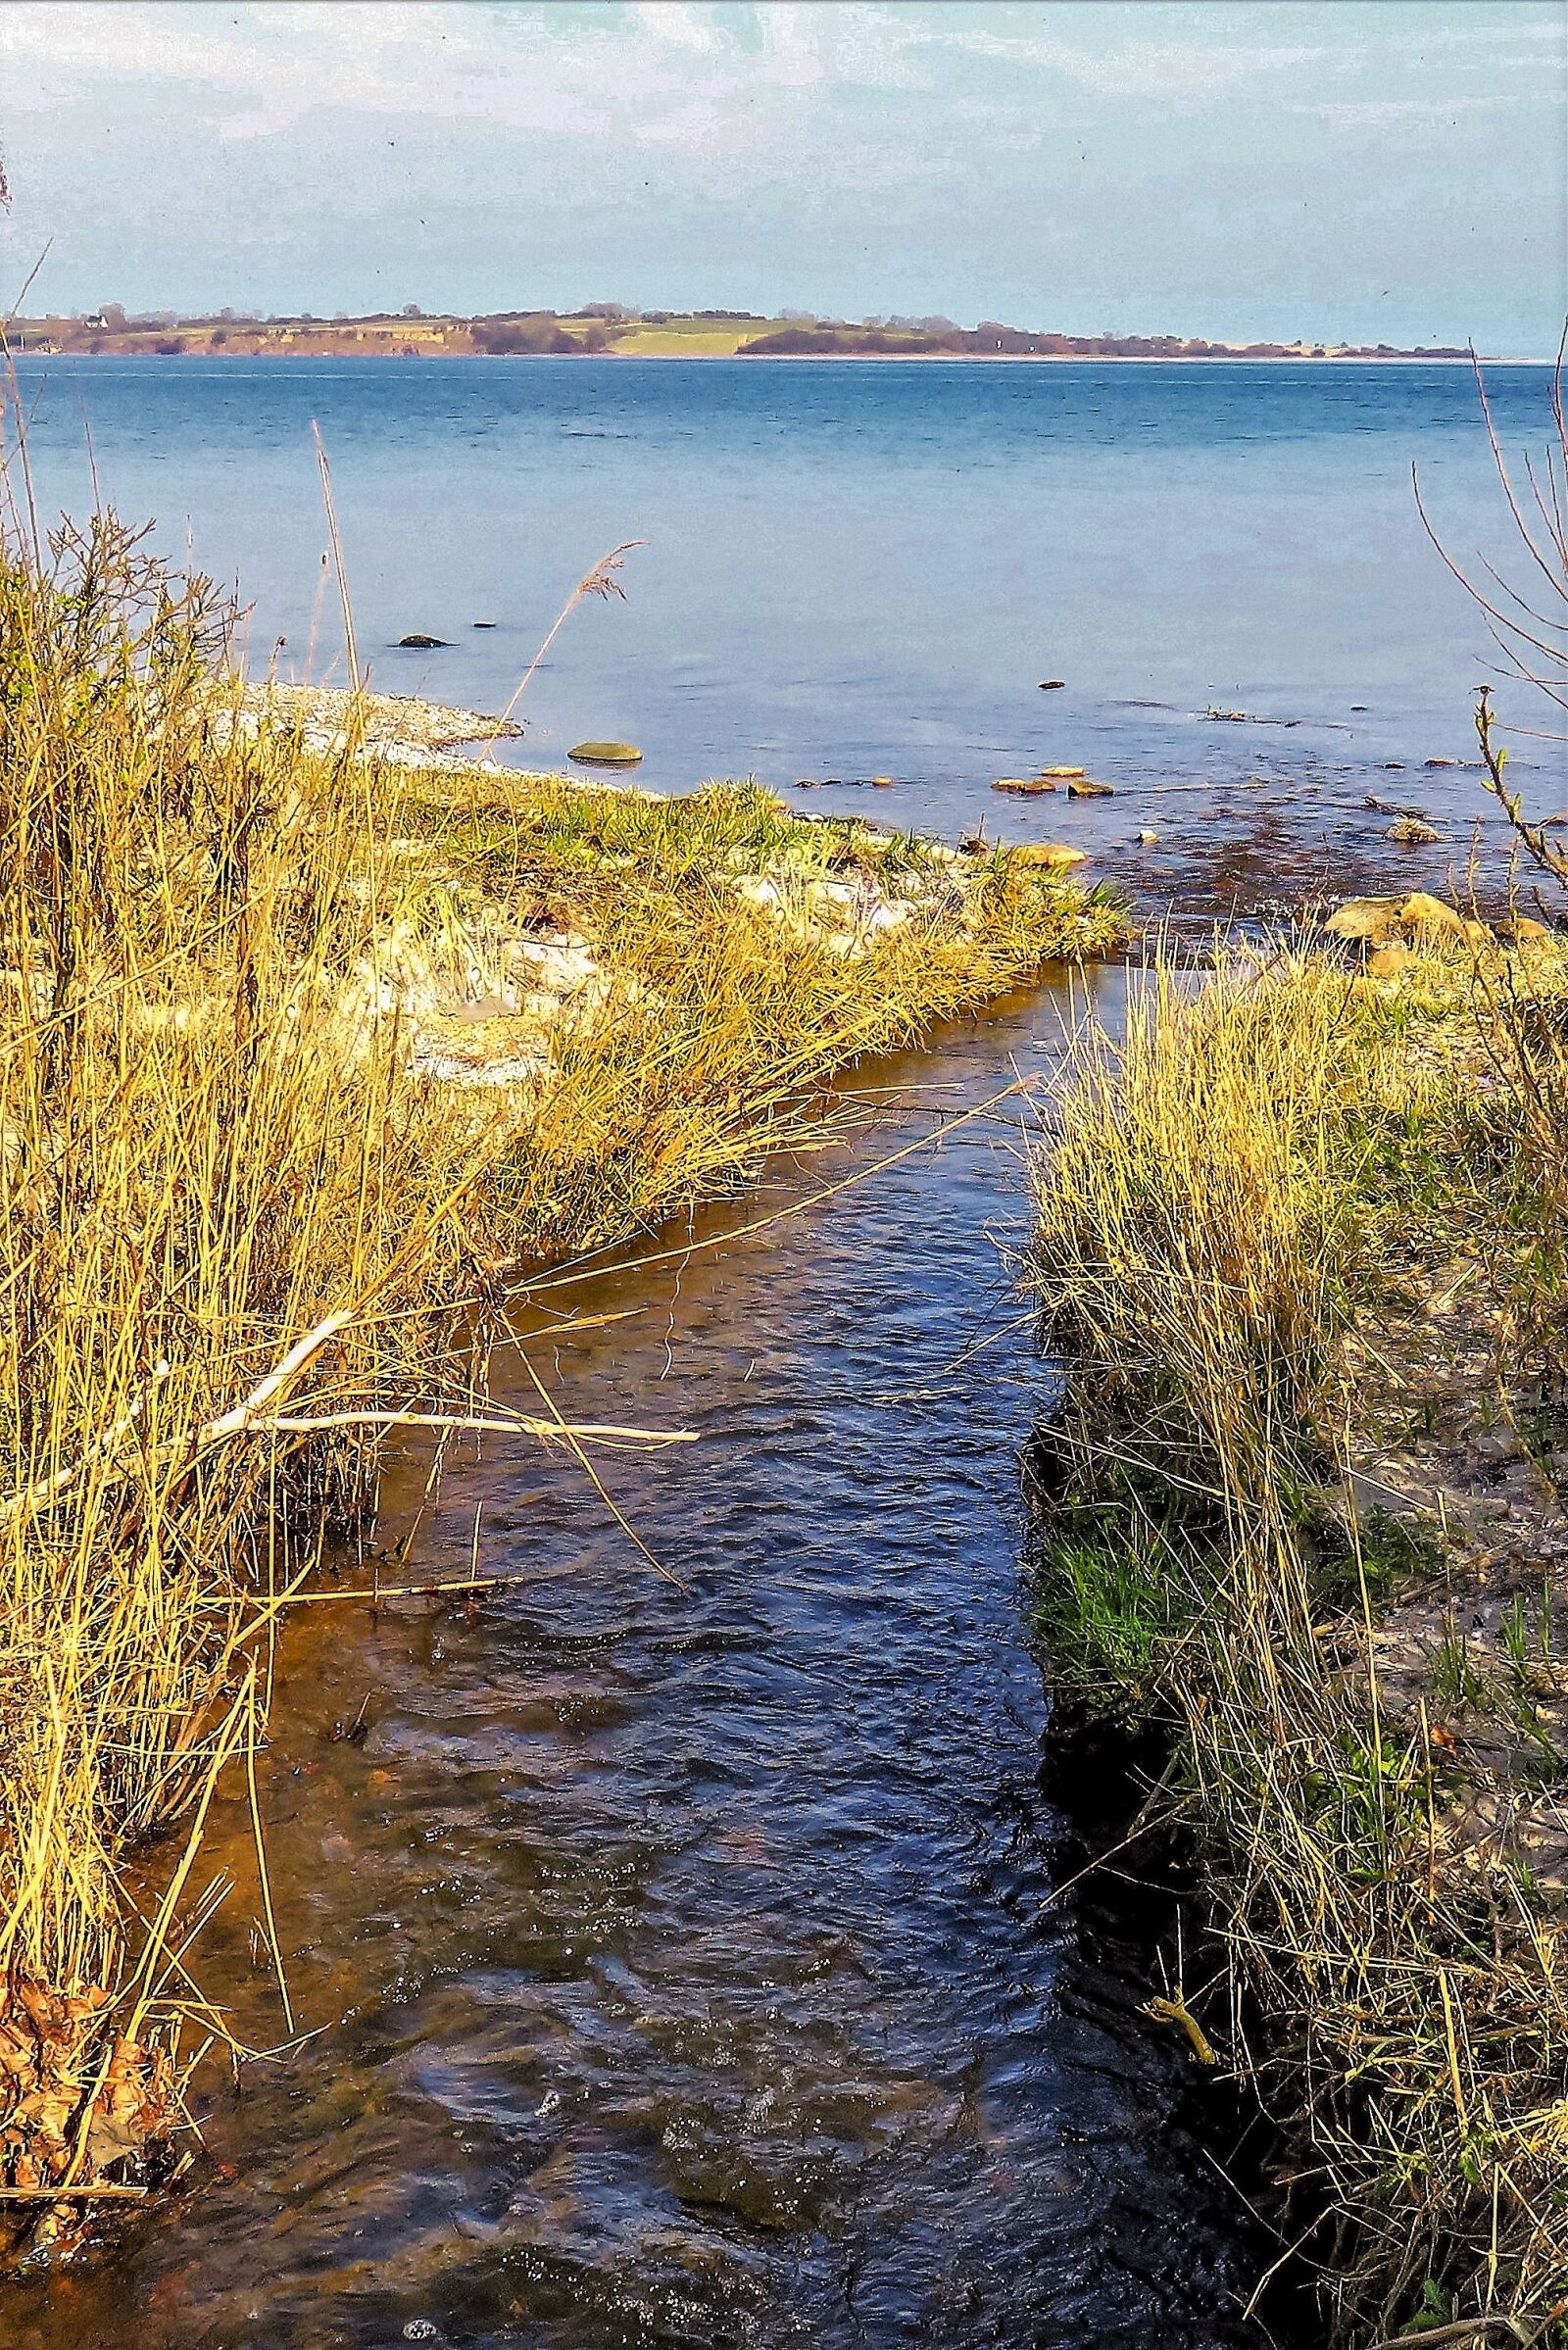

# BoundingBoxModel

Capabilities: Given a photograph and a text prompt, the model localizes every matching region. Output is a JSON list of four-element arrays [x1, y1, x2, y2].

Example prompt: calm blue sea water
[[6, 355, 1561, 866]]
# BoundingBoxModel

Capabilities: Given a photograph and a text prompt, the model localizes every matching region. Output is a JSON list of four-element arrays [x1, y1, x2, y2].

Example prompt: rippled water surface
[[9, 354, 1562, 903], [3, 978, 1295, 2350]]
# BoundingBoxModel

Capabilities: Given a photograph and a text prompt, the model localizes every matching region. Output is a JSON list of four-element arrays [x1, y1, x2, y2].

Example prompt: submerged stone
[[1013, 842, 1089, 868], [568, 740, 644, 766], [397, 632, 451, 649]]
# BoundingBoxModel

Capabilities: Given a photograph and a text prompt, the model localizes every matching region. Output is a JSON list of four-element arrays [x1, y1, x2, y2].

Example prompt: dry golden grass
[[1030, 944, 1568, 2343], [0, 510, 1119, 2240]]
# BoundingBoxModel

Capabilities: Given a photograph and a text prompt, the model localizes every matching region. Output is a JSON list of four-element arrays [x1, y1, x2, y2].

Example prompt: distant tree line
[[17, 301, 1470, 365]]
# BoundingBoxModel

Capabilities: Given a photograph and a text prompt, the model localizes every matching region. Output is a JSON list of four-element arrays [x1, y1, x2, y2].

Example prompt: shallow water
[[1, 975, 1297, 2350], [9, 354, 1562, 900]]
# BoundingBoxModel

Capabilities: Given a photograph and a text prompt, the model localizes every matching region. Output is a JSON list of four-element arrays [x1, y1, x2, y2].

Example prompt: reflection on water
[[3, 975, 1294, 2349]]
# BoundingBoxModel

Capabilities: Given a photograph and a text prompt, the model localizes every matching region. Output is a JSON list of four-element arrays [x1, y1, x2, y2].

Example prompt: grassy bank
[[0, 514, 1120, 2246], [1028, 896, 1568, 2341]]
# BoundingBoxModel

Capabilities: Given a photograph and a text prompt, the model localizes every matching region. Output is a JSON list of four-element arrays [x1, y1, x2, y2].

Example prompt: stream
[[6, 971, 1295, 2350]]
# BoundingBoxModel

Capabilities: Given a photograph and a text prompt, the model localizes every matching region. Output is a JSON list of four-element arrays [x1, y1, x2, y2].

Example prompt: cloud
[[627, 2, 722, 52], [0, 0, 960, 192], [0, 4, 812, 139], [1298, 89, 1561, 128], [914, 19, 1334, 99]]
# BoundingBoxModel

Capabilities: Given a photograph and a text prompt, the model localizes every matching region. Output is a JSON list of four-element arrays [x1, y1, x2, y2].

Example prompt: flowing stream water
[[3, 971, 1298, 2350]]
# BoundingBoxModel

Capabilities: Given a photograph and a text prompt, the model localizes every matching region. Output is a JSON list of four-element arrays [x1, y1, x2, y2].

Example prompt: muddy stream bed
[[6, 971, 1300, 2350]]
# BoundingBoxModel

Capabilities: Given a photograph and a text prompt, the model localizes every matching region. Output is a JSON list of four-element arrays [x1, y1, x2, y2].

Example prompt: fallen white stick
[[253, 1409, 694, 1444]]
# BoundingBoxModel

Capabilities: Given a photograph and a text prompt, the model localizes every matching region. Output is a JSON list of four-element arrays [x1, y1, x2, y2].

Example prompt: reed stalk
[[1029, 944, 1568, 2342], [0, 499, 1119, 2245]]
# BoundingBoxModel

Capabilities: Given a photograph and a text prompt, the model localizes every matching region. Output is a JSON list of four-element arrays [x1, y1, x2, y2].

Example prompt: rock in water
[[1039, 678, 1067, 690], [1066, 778, 1113, 798], [568, 741, 643, 766], [397, 632, 451, 648], [993, 776, 1054, 795], [1013, 842, 1089, 868], [1039, 765, 1086, 779]]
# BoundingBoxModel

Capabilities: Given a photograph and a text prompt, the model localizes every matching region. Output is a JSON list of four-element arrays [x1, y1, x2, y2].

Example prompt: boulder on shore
[[1323, 893, 1557, 958], [1324, 897, 1402, 945], [1399, 892, 1467, 942], [1496, 915, 1553, 947]]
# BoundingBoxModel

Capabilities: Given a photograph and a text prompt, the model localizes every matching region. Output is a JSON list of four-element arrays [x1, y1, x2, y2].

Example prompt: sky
[[0, 1, 1563, 352]]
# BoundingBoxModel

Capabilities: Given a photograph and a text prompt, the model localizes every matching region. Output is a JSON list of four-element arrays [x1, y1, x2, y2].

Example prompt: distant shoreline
[[11, 305, 1502, 366], [12, 348, 1536, 367]]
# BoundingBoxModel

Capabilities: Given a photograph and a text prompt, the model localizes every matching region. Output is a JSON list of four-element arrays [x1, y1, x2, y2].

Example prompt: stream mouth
[[4, 972, 1297, 2350]]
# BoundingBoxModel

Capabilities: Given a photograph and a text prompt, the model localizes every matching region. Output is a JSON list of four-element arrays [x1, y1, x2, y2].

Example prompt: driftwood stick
[[251, 1409, 693, 1444], [0, 1359, 171, 1527], [0, 1311, 351, 1527], [0, 2182, 150, 2201]]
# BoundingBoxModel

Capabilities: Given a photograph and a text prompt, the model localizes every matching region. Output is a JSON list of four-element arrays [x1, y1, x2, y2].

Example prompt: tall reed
[[0, 506, 1115, 2236], [1031, 951, 1568, 2340]]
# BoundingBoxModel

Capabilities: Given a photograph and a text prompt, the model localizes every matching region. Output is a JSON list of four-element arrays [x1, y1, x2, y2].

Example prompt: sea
[[7, 353, 1563, 904]]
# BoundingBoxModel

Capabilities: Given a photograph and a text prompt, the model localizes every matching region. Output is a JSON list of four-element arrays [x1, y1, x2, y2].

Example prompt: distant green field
[[610, 325, 767, 356]]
